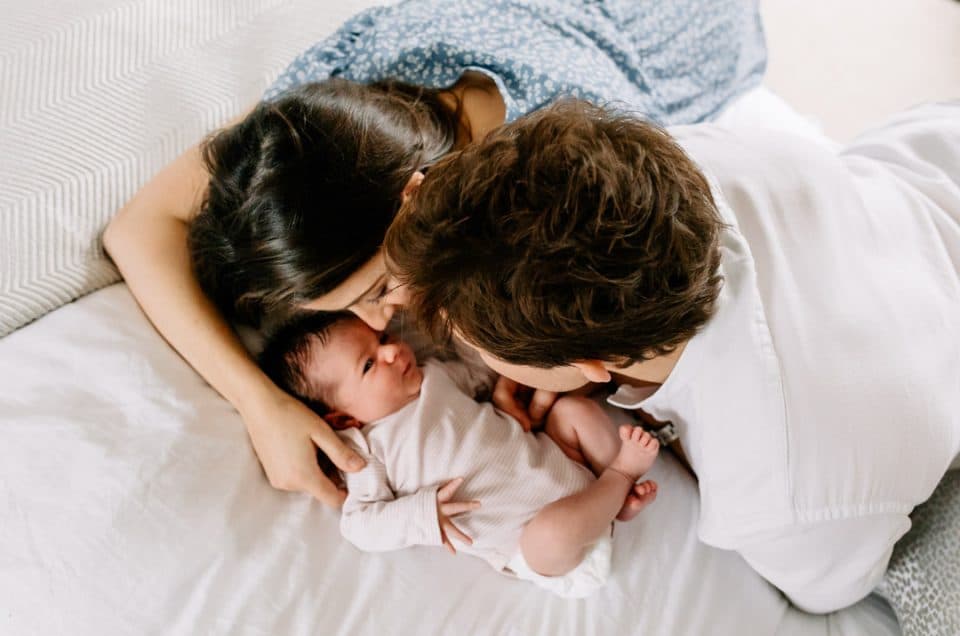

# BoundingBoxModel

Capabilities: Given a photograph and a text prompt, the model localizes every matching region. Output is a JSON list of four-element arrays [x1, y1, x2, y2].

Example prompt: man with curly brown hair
[[386, 99, 960, 613]]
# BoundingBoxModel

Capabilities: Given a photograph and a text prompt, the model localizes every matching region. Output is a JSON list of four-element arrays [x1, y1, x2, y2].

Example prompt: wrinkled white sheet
[[0, 282, 897, 635]]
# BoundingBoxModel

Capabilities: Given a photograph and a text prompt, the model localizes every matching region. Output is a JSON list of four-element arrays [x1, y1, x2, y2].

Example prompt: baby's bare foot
[[616, 481, 659, 521], [609, 425, 659, 483]]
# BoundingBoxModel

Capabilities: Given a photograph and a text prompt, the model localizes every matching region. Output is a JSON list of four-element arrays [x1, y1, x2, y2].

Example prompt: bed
[[0, 1, 904, 633]]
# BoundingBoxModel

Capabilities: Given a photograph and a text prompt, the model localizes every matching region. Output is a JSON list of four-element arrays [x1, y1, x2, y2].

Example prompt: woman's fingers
[[300, 471, 348, 508], [244, 386, 361, 508], [310, 425, 366, 473]]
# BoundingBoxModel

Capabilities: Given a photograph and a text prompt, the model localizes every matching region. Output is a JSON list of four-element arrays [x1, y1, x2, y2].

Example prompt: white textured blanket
[[0, 0, 386, 337]]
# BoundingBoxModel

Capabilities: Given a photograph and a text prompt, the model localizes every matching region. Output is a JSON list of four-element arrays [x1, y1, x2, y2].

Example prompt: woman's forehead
[[300, 252, 386, 312]]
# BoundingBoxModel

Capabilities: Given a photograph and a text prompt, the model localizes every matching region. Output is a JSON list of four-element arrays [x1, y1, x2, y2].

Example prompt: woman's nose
[[383, 281, 410, 306], [353, 304, 392, 331], [379, 303, 396, 325]]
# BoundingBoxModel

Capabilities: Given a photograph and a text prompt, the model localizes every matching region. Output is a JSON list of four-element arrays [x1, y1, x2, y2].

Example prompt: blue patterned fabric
[[265, 0, 766, 125]]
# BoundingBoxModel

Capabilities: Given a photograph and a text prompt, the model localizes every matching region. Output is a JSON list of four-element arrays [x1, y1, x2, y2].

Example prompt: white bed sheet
[[0, 287, 898, 635]]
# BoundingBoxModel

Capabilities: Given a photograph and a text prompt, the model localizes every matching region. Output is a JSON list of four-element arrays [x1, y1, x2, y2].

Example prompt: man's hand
[[436, 477, 481, 554], [242, 387, 367, 507], [492, 376, 558, 432]]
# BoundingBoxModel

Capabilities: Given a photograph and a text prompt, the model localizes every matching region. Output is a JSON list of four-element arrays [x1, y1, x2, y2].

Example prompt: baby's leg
[[545, 397, 658, 521], [543, 396, 620, 474], [520, 426, 659, 576]]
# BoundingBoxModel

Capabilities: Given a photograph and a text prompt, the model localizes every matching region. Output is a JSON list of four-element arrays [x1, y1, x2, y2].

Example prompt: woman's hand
[[492, 376, 558, 432], [242, 387, 367, 507]]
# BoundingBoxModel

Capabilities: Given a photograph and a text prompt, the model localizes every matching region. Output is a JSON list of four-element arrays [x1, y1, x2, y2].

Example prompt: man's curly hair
[[385, 100, 724, 368]]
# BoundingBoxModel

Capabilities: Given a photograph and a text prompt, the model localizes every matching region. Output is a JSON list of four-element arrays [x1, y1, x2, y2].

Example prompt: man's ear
[[324, 410, 364, 431], [571, 360, 612, 383], [401, 171, 425, 203]]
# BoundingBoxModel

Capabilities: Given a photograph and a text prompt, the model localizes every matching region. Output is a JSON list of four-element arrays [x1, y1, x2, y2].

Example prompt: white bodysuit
[[337, 359, 597, 574]]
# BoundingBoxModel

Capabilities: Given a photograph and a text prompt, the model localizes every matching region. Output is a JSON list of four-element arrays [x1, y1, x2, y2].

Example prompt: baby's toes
[[619, 424, 633, 442]]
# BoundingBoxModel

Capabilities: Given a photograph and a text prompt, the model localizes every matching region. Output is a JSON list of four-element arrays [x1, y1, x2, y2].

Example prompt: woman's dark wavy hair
[[188, 78, 458, 325]]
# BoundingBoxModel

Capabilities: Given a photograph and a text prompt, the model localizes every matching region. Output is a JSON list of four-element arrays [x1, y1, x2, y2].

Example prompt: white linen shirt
[[609, 103, 960, 613]]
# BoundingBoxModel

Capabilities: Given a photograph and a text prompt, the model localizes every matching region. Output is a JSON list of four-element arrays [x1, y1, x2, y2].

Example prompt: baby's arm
[[340, 453, 479, 553]]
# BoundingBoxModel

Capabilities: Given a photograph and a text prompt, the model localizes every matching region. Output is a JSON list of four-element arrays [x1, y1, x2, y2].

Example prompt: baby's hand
[[436, 477, 481, 555]]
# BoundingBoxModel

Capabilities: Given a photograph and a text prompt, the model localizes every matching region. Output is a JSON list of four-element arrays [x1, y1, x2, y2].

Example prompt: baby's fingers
[[437, 477, 465, 502], [442, 519, 474, 547], [440, 500, 481, 517], [442, 536, 457, 555]]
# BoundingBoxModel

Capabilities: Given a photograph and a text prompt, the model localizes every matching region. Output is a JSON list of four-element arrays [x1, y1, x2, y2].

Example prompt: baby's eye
[[363, 358, 374, 374]]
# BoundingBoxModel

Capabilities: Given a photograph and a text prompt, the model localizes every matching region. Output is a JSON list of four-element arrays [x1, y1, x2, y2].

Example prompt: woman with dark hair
[[103, 0, 767, 507], [104, 73, 494, 507], [187, 78, 463, 327]]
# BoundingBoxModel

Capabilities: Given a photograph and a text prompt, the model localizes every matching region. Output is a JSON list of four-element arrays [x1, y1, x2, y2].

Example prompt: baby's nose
[[379, 343, 401, 364]]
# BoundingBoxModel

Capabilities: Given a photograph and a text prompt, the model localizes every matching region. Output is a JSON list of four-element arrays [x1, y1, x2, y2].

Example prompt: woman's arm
[[102, 136, 364, 507]]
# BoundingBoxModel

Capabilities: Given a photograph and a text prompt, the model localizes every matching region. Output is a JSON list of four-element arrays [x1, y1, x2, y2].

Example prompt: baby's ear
[[325, 410, 364, 431]]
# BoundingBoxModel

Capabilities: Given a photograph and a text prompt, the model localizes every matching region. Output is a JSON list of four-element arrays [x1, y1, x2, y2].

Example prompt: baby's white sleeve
[[339, 442, 443, 552]]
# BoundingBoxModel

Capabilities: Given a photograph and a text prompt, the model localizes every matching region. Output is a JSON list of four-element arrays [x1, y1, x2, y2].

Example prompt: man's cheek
[[531, 373, 590, 393]]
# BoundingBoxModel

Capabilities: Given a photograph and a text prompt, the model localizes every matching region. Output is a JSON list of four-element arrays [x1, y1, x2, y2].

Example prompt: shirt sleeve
[[736, 513, 912, 614], [339, 448, 444, 552]]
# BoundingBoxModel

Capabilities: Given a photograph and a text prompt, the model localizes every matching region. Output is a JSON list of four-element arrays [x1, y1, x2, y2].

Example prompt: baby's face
[[304, 318, 423, 423]]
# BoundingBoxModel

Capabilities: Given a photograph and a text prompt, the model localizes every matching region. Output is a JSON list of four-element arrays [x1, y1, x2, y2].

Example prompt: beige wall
[[761, 0, 960, 141]]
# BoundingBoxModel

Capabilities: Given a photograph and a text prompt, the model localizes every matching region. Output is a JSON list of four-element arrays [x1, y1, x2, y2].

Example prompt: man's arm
[[737, 513, 911, 614]]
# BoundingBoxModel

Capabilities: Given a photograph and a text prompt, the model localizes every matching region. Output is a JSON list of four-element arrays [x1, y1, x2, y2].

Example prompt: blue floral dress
[[265, 0, 766, 125]]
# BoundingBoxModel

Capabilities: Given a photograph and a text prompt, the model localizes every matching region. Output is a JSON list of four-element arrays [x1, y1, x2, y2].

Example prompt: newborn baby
[[259, 311, 659, 598]]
